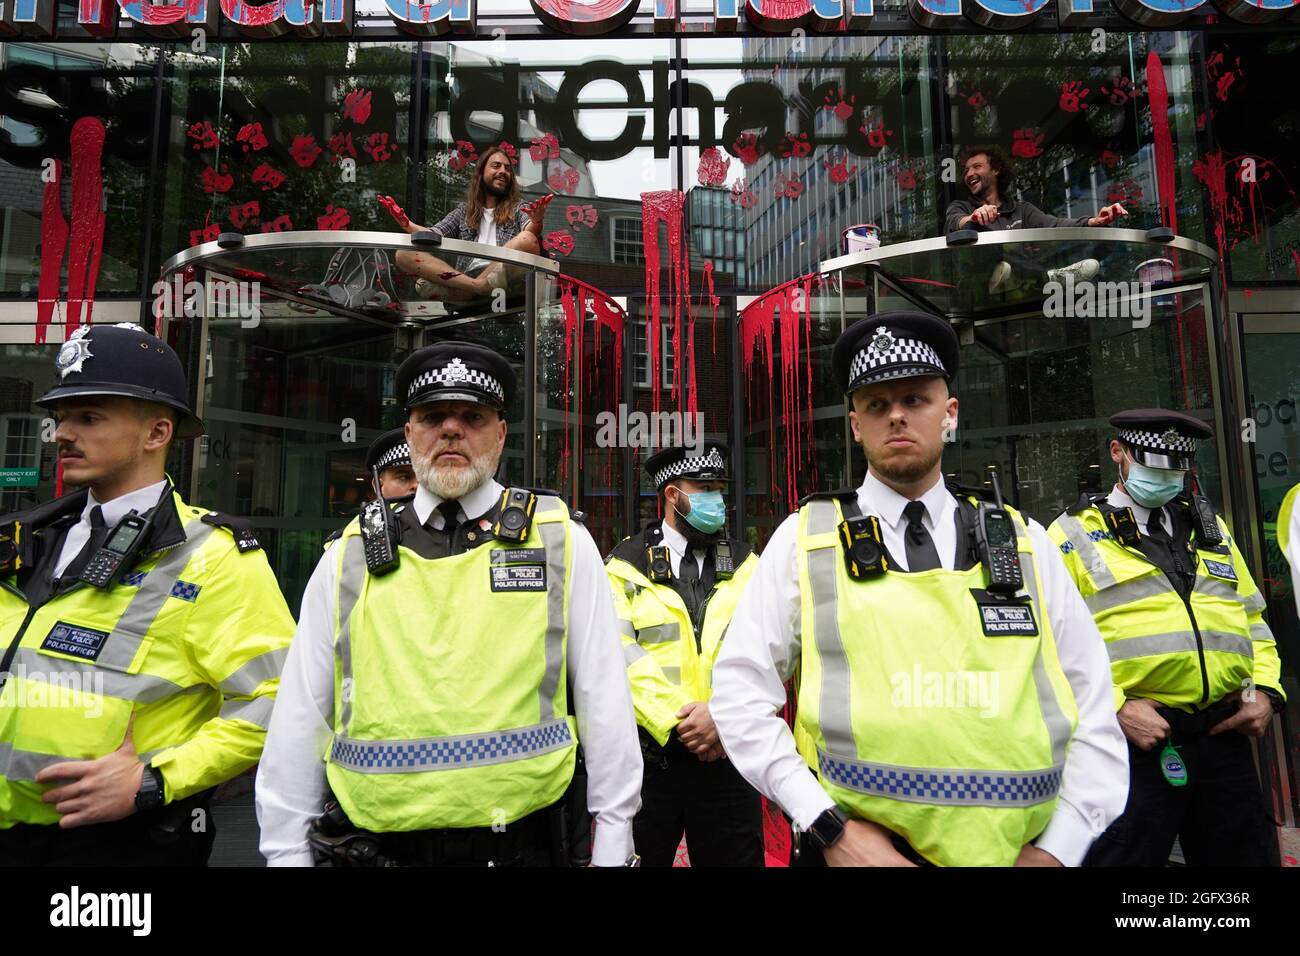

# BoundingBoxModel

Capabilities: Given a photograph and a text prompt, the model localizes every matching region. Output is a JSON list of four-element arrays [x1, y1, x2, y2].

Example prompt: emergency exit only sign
[[0, 468, 38, 487]]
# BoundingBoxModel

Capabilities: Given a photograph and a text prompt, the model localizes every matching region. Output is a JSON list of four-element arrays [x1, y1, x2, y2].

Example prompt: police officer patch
[[1202, 558, 1238, 582], [970, 592, 1039, 636], [490, 564, 547, 591], [40, 621, 111, 662]]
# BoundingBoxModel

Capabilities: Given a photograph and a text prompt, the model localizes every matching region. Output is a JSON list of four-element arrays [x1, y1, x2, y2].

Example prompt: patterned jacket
[[430, 201, 531, 273]]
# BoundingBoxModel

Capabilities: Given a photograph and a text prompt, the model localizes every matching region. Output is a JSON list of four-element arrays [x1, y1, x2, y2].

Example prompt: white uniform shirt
[[256, 479, 642, 866], [710, 470, 1129, 866], [53, 479, 169, 580]]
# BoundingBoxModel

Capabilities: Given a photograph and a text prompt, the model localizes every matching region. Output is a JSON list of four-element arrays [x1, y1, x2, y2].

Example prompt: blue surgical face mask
[[1124, 455, 1186, 508], [677, 490, 727, 534]]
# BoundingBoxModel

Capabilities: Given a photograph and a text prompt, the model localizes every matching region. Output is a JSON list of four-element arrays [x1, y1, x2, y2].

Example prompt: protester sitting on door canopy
[[380, 146, 554, 304]]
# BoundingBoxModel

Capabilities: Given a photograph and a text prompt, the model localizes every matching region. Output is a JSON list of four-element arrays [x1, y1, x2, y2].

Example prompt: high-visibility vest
[[1048, 501, 1284, 711], [1279, 482, 1300, 560], [326, 494, 577, 832], [0, 491, 293, 827], [605, 531, 758, 745], [794, 494, 1079, 867]]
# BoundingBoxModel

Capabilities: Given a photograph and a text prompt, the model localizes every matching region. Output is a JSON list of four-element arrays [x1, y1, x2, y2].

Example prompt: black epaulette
[[798, 487, 858, 508], [323, 527, 344, 545], [1066, 491, 1108, 516], [200, 511, 262, 552], [607, 524, 660, 569], [514, 486, 564, 499]]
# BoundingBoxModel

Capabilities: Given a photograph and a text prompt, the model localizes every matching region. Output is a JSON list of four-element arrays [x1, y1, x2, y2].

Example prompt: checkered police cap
[[408, 358, 505, 406], [395, 341, 516, 412], [374, 442, 411, 469], [847, 332, 946, 390], [831, 312, 959, 395], [645, 443, 732, 490], [1117, 428, 1199, 455]]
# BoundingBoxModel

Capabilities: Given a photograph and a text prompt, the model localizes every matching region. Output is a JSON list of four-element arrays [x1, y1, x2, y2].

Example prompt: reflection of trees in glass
[[157, 42, 414, 262]]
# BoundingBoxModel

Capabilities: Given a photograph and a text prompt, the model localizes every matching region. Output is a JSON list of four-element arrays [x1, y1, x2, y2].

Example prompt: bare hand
[[1014, 844, 1062, 867], [1117, 698, 1170, 751], [966, 203, 1001, 227], [823, 818, 918, 867], [675, 701, 720, 756], [1210, 692, 1274, 738], [36, 719, 146, 828], [1089, 203, 1128, 226], [521, 192, 555, 232], [378, 195, 418, 232]]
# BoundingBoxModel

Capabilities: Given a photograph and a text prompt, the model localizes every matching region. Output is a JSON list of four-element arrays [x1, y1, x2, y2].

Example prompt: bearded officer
[[606, 443, 764, 866], [709, 312, 1128, 867], [0, 323, 295, 866], [1049, 410, 1285, 866], [256, 340, 642, 866]]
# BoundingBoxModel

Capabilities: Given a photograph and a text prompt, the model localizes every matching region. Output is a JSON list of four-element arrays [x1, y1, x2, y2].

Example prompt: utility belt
[[1154, 696, 1240, 738], [309, 752, 593, 867], [0, 787, 215, 855], [638, 727, 726, 769]]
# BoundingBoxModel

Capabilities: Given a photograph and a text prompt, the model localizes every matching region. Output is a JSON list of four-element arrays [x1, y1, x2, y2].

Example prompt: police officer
[[1278, 480, 1300, 619], [1048, 410, 1285, 866], [0, 323, 295, 866], [364, 427, 417, 502], [606, 443, 764, 866], [709, 312, 1128, 867], [256, 340, 642, 866]]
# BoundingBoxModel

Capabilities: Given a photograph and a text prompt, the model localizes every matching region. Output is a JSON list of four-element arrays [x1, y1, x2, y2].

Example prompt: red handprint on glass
[[229, 200, 261, 229], [823, 154, 857, 185], [497, 141, 519, 165], [564, 204, 598, 230], [780, 132, 812, 159], [201, 164, 234, 194], [966, 91, 987, 109], [862, 123, 893, 150], [1106, 179, 1143, 206], [1059, 81, 1090, 113], [543, 230, 574, 256], [189, 224, 221, 247], [732, 133, 762, 167], [317, 205, 351, 231], [529, 133, 561, 161], [251, 163, 286, 191], [448, 141, 478, 171], [236, 122, 267, 153], [328, 132, 357, 159], [259, 215, 293, 233], [697, 147, 731, 187], [548, 165, 580, 194], [365, 132, 397, 162], [1100, 76, 1135, 106], [290, 134, 323, 168], [897, 168, 917, 191], [729, 179, 756, 209], [775, 174, 804, 200], [1011, 128, 1045, 159], [822, 87, 856, 121], [187, 121, 219, 151], [343, 89, 373, 125]]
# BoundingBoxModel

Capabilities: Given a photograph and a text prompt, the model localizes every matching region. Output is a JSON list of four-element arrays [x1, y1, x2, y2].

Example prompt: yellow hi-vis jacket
[[794, 490, 1079, 867], [325, 492, 578, 832], [1048, 494, 1285, 713], [0, 487, 294, 826], [604, 525, 757, 745]]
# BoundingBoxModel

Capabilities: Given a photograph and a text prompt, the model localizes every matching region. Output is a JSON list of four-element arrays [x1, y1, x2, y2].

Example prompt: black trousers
[[1087, 703, 1274, 867], [0, 794, 216, 867], [633, 738, 764, 867], [376, 803, 559, 867]]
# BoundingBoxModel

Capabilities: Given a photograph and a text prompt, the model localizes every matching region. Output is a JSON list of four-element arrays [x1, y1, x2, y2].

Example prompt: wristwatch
[[807, 806, 851, 849], [134, 764, 165, 812], [1260, 687, 1285, 714]]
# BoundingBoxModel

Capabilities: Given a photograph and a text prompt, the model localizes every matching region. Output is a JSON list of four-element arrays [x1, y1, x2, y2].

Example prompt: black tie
[[903, 500, 942, 572], [678, 549, 700, 584], [1147, 508, 1171, 545], [62, 506, 108, 583], [436, 500, 462, 537]]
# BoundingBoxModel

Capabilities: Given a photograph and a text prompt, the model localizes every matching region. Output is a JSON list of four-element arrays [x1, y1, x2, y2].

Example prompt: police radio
[[80, 511, 151, 589], [1190, 494, 1224, 548], [714, 540, 735, 579], [494, 489, 537, 543], [646, 546, 673, 583], [839, 515, 888, 579], [359, 467, 401, 576], [973, 468, 1022, 595]]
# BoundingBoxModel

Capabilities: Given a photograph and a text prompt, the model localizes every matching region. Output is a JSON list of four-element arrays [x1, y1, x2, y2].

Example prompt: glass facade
[[1, 13, 1298, 864]]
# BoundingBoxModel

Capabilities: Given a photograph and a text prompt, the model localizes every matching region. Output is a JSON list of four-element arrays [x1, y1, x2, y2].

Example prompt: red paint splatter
[[259, 214, 293, 233], [343, 89, 373, 125], [1292, 249, 1300, 281], [775, 173, 804, 200], [822, 87, 856, 121], [548, 165, 580, 194], [1010, 128, 1044, 159], [1059, 81, 1089, 113], [529, 133, 561, 161], [739, 273, 821, 513], [779, 132, 812, 159], [564, 204, 598, 230], [189, 224, 221, 246], [897, 168, 917, 191], [64, 117, 107, 334], [201, 164, 234, 194], [862, 123, 893, 150], [732, 133, 762, 167], [697, 147, 730, 188], [966, 91, 987, 109], [1207, 52, 1243, 104], [555, 276, 625, 497], [641, 190, 696, 415], [497, 141, 519, 166], [186, 120, 219, 151], [364, 132, 397, 162], [236, 122, 267, 152], [36, 160, 69, 345], [1146, 51, 1177, 233], [229, 200, 261, 229], [448, 141, 477, 171], [289, 134, 322, 168], [729, 179, 756, 208], [702, 259, 719, 354], [823, 153, 857, 185]]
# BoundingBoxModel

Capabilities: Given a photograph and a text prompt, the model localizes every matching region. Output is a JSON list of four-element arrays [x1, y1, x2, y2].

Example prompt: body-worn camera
[[494, 489, 537, 542], [1104, 507, 1142, 548], [646, 545, 673, 582], [838, 515, 888, 579]]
